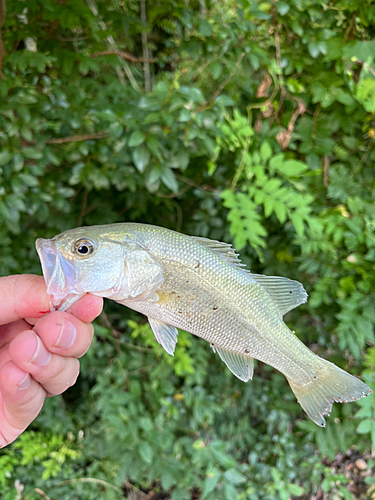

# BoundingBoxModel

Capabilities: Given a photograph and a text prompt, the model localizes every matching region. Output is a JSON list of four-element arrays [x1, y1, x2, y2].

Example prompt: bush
[[0, 0, 374, 498]]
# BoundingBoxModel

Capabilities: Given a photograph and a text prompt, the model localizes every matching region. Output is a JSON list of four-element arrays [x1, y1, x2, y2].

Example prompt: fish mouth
[[36, 238, 82, 310]]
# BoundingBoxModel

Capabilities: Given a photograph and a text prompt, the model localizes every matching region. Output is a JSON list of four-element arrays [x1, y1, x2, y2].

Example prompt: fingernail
[[30, 334, 51, 366], [17, 373, 31, 391], [54, 319, 77, 349]]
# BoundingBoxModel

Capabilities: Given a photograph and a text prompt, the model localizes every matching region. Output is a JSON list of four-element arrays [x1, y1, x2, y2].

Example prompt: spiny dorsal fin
[[251, 274, 308, 317], [148, 317, 178, 356], [211, 344, 254, 382], [191, 236, 248, 270]]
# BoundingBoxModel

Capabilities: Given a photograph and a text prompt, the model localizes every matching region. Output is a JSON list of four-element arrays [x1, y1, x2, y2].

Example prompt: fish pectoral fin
[[125, 247, 164, 301], [148, 317, 178, 356], [211, 345, 254, 382], [250, 274, 308, 317]]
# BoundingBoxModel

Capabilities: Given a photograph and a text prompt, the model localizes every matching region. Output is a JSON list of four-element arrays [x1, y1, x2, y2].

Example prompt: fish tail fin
[[287, 357, 372, 427]]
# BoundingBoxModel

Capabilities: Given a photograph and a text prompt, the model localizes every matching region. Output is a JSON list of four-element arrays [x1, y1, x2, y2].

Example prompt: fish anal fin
[[251, 274, 308, 317], [287, 357, 372, 427], [191, 236, 248, 271], [211, 344, 254, 382], [148, 317, 178, 356]]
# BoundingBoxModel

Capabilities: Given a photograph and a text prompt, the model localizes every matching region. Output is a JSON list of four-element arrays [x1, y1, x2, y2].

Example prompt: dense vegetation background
[[0, 0, 374, 498]]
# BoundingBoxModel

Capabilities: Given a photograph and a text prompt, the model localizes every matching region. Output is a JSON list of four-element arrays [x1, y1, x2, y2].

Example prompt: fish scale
[[124, 226, 316, 381], [36, 222, 372, 426]]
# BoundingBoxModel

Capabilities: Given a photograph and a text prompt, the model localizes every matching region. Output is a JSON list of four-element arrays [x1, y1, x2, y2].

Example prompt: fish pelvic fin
[[211, 344, 254, 382], [287, 357, 372, 427], [148, 317, 178, 356]]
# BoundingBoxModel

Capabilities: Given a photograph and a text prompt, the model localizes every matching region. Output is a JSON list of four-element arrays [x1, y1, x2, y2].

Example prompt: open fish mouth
[[36, 238, 82, 310]]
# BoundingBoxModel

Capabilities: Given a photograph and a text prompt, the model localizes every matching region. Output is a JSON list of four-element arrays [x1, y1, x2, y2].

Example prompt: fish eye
[[73, 238, 95, 257]]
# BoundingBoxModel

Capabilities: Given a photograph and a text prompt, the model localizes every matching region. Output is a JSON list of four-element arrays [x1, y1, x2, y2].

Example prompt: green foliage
[[0, 432, 80, 483], [0, 0, 374, 498], [354, 348, 375, 449]]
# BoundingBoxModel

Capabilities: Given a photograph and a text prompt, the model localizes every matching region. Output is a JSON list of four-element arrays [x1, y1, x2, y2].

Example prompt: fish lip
[[36, 238, 80, 308]]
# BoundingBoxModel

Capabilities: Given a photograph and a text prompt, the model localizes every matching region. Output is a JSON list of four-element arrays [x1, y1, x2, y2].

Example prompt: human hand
[[0, 275, 103, 448]]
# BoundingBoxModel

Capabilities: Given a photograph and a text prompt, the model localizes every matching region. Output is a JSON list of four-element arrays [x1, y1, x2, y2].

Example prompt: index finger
[[0, 275, 49, 326]]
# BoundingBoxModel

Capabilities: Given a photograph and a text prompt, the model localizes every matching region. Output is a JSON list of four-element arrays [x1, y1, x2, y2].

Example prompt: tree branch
[[140, 0, 151, 92], [155, 184, 191, 198], [175, 174, 219, 192], [323, 154, 330, 188], [0, 0, 6, 77], [47, 132, 109, 144], [90, 49, 155, 63], [195, 52, 245, 113]]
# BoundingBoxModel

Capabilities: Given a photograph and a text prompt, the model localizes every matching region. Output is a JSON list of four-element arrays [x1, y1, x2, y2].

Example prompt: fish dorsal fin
[[211, 344, 254, 382], [148, 317, 178, 356], [191, 236, 248, 270], [251, 274, 308, 317]]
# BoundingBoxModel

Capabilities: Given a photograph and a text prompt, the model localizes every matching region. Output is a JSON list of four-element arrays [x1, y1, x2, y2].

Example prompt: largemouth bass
[[36, 223, 371, 426]]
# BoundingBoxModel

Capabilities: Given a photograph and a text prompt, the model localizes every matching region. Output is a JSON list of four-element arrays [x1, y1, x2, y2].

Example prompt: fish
[[35, 222, 372, 426]]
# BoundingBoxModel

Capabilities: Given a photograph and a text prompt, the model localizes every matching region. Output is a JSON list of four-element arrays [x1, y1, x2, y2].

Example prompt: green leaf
[[209, 441, 236, 468], [223, 482, 238, 500], [198, 19, 212, 37], [18, 173, 39, 187], [179, 86, 205, 103], [0, 200, 10, 219], [342, 40, 375, 61], [128, 130, 145, 147], [138, 441, 153, 463], [222, 190, 267, 253], [357, 418, 373, 434], [269, 153, 284, 172], [161, 469, 176, 490], [147, 165, 161, 185], [178, 108, 191, 122], [201, 469, 220, 499], [139, 95, 162, 111], [291, 21, 303, 36], [132, 144, 151, 172], [57, 187, 75, 198], [20, 125, 33, 142], [354, 316, 374, 342], [291, 212, 305, 236], [273, 201, 287, 224], [335, 89, 355, 106], [17, 106, 31, 123], [316, 42, 327, 55], [0, 150, 13, 166], [169, 150, 190, 170], [224, 468, 246, 485], [260, 141, 272, 161], [13, 154, 24, 172], [308, 42, 320, 58], [277, 2, 290, 15], [15, 91, 38, 104], [161, 167, 179, 192], [288, 484, 305, 496], [277, 160, 308, 177], [22, 148, 43, 160], [356, 78, 375, 112]]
